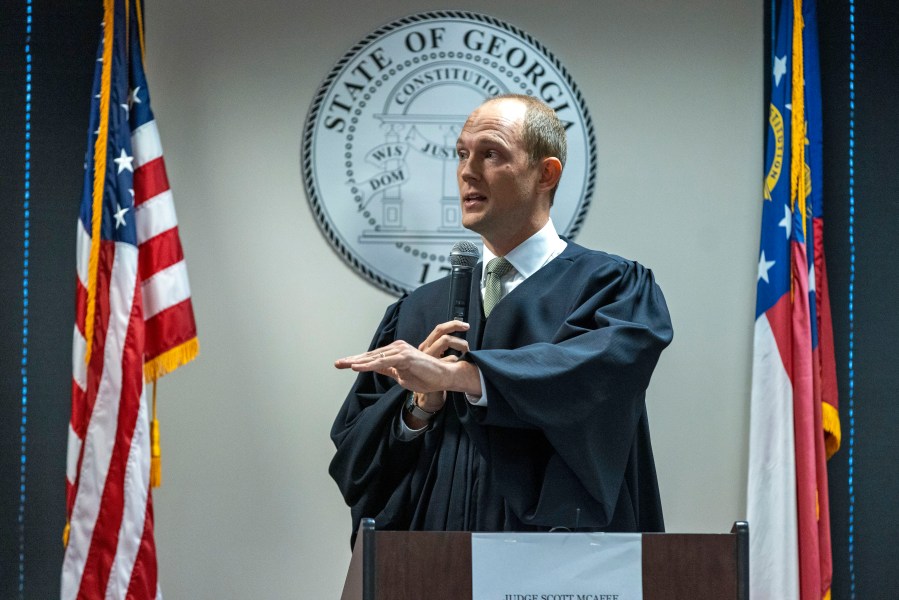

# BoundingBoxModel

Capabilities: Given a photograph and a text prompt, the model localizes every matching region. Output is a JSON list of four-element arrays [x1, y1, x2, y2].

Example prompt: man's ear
[[538, 157, 563, 193]]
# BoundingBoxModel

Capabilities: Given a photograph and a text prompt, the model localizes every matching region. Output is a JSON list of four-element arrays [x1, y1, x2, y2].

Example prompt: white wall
[[144, 0, 762, 597]]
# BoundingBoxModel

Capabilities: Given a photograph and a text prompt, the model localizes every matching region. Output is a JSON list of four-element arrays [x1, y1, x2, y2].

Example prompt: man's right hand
[[413, 320, 472, 414]]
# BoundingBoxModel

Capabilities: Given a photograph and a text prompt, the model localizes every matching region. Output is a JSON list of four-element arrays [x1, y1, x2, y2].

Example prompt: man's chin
[[461, 205, 489, 225], [460, 216, 485, 235]]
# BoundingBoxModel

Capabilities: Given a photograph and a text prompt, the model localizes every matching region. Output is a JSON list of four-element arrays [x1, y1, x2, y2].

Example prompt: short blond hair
[[488, 94, 567, 169], [484, 94, 566, 202]]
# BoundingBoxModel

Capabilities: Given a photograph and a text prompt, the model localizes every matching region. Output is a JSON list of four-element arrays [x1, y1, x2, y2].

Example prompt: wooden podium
[[340, 519, 748, 600]]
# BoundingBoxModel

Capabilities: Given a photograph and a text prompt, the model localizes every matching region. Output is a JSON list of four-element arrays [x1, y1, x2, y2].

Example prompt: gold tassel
[[150, 380, 162, 488], [822, 401, 842, 459], [63, 521, 71, 547]]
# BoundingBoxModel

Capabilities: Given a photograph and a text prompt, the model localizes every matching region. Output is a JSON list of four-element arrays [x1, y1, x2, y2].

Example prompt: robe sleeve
[[465, 258, 673, 528], [328, 297, 424, 541]]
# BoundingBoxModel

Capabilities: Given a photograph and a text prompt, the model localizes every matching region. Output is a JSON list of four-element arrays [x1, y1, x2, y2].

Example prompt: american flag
[[63, 0, 198, 597], [748, 1, 839, 599]]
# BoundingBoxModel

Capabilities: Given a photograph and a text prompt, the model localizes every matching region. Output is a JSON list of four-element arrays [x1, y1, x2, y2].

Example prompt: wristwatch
[[405, 392, 438, 422]]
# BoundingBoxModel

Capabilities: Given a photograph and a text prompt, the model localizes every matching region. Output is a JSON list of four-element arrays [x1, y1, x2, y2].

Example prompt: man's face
[[455, 99, 546, 253]]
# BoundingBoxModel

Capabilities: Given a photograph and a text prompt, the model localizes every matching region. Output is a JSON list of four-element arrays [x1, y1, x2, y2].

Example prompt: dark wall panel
[[819, 1, 899, 599], [0, 2, 99, 598]]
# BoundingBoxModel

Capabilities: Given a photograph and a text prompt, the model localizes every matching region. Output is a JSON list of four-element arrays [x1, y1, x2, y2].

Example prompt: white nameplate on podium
[[471, 532, 643, 600]]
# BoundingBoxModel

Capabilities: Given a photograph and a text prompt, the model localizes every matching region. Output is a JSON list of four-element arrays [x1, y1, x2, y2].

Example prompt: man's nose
[[459, 159, 480, 181]]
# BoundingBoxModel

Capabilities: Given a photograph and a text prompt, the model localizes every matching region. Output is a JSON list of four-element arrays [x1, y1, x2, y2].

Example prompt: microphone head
[[449, 241, 480, 268]]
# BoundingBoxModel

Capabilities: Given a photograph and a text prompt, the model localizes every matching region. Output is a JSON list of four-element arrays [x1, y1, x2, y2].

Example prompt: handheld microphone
[[447, 241, 479, 323]]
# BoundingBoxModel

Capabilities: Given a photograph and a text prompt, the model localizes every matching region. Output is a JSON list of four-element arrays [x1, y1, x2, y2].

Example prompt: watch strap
[[405, 392, 438, 422]]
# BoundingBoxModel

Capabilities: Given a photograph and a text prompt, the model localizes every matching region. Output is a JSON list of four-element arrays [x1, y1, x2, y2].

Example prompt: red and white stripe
[[64, 229, 160, 598], [748, 291, 801, 600], [132, 119, 196, 366]]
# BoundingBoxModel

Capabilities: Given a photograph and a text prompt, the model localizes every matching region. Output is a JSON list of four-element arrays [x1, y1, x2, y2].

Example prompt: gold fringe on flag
[[135, 0, 146, 60], [790, 0, 807, 238], [143, 337, 199, 383], [83, 0, 116, 366]]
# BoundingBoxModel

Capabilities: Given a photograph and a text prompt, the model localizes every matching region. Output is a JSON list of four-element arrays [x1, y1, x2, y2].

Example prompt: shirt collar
[[480, 219, 562, 280]]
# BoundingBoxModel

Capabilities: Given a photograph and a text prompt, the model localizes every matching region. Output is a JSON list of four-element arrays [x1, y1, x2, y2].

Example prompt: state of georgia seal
[[302, 11, 596, 295]]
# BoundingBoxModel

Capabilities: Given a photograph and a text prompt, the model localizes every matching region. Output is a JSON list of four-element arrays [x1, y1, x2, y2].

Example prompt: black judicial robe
[[329, 242, 673, 545]]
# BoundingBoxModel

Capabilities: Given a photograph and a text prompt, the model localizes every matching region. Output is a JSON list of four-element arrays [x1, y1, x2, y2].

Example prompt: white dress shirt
[[479, 218, 568, 303]]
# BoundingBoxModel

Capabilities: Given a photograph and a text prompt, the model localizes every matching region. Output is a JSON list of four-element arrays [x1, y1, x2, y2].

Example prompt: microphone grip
[[445, 265, 472, 356]]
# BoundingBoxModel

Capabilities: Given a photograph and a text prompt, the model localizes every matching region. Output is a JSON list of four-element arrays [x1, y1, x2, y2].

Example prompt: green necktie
[[483, 257, 513, 317]]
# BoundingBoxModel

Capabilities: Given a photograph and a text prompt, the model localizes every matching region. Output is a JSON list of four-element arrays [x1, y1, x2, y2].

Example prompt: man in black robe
[[331, 94, 673, 545]]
